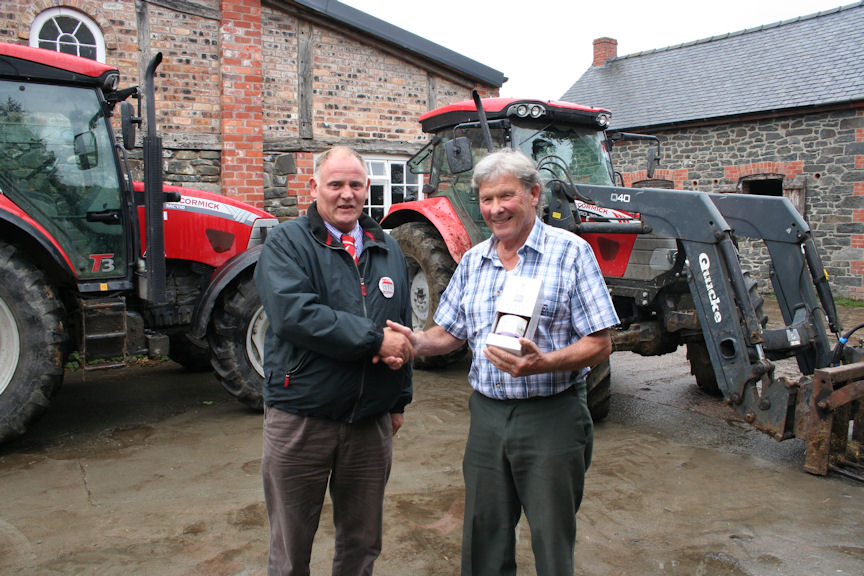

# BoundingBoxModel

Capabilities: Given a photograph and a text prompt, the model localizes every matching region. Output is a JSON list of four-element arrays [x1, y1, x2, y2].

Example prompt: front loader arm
[[574, 185, 853, 447]]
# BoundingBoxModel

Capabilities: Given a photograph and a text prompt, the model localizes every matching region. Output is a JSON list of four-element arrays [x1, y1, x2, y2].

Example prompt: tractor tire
[[686, 341, 719, 396], [688, 270, 767, 396], [168, 333, 213, 372], [390, 222, 467, 369], [208, 273, 266, 410], [0, 242, 67, 443], [586, 359, 611, 422]]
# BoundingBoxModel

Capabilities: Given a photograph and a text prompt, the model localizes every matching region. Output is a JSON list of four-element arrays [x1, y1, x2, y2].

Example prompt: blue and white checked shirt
[[434, 217, 619, 399]]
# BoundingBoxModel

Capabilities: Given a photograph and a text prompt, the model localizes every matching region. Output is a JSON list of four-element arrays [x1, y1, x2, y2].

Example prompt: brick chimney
[[593, 37, 618, 66]]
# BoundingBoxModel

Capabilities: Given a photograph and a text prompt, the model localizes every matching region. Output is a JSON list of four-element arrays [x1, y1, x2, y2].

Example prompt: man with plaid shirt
[[389, 148, 618, 576]]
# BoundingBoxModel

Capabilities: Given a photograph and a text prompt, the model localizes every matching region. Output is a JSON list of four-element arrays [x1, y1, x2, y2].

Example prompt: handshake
[[373, 320, 549, 378], [373, 320, 417, 370]]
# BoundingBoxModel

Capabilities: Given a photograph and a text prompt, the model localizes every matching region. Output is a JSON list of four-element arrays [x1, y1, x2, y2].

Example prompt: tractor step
[[81, 297, 128, 370]]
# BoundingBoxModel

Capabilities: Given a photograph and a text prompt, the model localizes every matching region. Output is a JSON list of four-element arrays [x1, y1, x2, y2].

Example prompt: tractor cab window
[[0, 80, 126, 280], [512, 124, 616, 187], [429, 122, 508, 237]]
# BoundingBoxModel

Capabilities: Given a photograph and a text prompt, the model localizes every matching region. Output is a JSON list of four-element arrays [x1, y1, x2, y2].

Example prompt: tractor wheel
[[0, 242, 67, 443], [208, 273, 266, 409], [688, 270, 767, 396], [168, 333, 212, 372], [390, 222, 467, 369], [686, 341, 719, 396], [586, 359, 611, 422]]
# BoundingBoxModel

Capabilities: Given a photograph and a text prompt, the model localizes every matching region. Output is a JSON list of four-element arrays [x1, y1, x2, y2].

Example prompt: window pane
[[391, 186, 404, 204], [391, 164, 403, 184], [372, 207, 384, 222], [78, 26, 95, 45], [56, 16, 79, 34], [39, 21, 59, 40], [369, 161, 386, 177], [80, 46, 97, 60], [371, 184, 384, 205]]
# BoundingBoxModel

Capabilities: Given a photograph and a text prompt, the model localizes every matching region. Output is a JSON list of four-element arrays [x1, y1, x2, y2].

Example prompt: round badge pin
[[379, 276, 395, 298]]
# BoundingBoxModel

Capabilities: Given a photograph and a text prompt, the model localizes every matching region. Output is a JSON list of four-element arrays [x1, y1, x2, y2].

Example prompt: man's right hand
[[374, 327, 414, 370]]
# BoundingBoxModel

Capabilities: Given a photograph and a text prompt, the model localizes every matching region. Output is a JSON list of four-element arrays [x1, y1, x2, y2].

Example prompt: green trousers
[[461, 385, 593, 576]]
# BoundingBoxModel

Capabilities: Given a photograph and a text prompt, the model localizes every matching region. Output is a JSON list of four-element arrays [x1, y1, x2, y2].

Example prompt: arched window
[[30, 8, 105, 62]]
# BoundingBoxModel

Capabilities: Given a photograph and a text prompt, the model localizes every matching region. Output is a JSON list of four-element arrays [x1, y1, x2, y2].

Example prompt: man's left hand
[[391, 413, 404, 434], [483, 338, 547, 377]]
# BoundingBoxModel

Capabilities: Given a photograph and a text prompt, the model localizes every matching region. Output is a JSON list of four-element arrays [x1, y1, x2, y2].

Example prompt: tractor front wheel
[[208, 273, 266, 409], [390, 222, 467, 369], [0, 242, 67, 443]]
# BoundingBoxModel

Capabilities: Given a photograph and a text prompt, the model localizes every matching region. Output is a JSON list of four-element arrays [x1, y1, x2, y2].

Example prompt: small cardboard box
[[485, 276, 544, 356]]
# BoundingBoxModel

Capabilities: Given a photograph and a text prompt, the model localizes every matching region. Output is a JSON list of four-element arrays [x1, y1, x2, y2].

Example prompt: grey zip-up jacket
[[254, 202, 412, 422]]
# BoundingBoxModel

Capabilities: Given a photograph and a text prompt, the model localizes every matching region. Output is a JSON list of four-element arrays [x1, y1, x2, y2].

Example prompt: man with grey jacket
[[255, 146, 413, 576]]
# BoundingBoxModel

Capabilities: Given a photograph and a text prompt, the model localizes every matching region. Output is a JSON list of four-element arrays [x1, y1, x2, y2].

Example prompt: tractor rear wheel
[[390, 222, 467, 369], [209, 273, 266, 409], [0, 242, 67, 443], [586, 359, 611, 422]]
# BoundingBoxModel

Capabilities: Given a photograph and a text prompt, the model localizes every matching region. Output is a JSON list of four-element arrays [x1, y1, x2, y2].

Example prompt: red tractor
[[382, 94, 864, 476], [0, 43, 271, 442], [381, 96, 674, 419]]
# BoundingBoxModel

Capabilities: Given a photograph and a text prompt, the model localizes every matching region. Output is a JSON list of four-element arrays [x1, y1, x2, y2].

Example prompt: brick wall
[[2, 0, 498, 217], [612, 109, 864, 300]]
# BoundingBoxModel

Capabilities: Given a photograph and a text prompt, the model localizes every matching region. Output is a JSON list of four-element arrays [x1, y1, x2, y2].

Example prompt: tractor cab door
[[0, 79, 128, 284]]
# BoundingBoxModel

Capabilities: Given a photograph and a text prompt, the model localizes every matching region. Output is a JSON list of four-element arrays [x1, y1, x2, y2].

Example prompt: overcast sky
[[341, 0, 851, 101]]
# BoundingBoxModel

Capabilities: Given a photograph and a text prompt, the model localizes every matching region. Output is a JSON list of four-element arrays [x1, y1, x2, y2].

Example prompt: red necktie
[[341, 234, 358, 264]]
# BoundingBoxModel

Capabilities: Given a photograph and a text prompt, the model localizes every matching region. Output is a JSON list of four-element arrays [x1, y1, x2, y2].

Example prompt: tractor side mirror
[[73, 130, 98, 170], [445, 137, 473, 174], [121, 101, 138, 150]]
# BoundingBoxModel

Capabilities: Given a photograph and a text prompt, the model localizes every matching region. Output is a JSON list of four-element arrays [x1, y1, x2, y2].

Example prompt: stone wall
[[611, 109, 864, 299]]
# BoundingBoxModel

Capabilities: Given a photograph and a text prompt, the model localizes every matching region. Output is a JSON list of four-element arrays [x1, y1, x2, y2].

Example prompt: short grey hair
[[314, 146, 367, 181], [471, 148, 540, 192]]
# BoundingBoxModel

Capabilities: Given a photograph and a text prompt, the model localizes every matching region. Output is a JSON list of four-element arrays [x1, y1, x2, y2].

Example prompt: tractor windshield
[[0, 80, 126, 280], [512, 123, 616, 187]]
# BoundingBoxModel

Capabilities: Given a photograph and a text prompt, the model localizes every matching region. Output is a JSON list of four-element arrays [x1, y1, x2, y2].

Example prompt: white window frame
[[363, 155, 423, 223], [30, 8, 106, 62]]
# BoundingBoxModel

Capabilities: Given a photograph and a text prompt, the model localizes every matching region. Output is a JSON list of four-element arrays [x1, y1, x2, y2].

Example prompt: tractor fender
[[189, 244, 262, 342], [381, 197, 472, 263], [0, 198, 76, 283]]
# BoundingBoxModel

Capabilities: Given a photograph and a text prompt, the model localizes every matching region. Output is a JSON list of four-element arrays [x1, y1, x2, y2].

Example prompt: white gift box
[[485, 276, 544, 356]]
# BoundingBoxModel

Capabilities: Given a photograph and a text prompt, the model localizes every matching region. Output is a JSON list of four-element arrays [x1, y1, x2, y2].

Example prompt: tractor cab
[[0, 47, 130, 287], [407, 98, 619, 246]]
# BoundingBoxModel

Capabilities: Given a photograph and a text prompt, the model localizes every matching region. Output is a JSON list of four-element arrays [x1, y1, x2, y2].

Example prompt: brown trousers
[[262, 406, 393, 576]]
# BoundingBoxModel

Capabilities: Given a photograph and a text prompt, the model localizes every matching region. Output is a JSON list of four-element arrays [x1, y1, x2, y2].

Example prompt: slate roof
[[560, 1, 864, 131], [292, 0, 505, 88]]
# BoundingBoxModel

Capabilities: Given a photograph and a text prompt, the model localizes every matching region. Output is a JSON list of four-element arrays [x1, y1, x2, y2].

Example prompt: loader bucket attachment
[[804, 363, 864, 479]]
